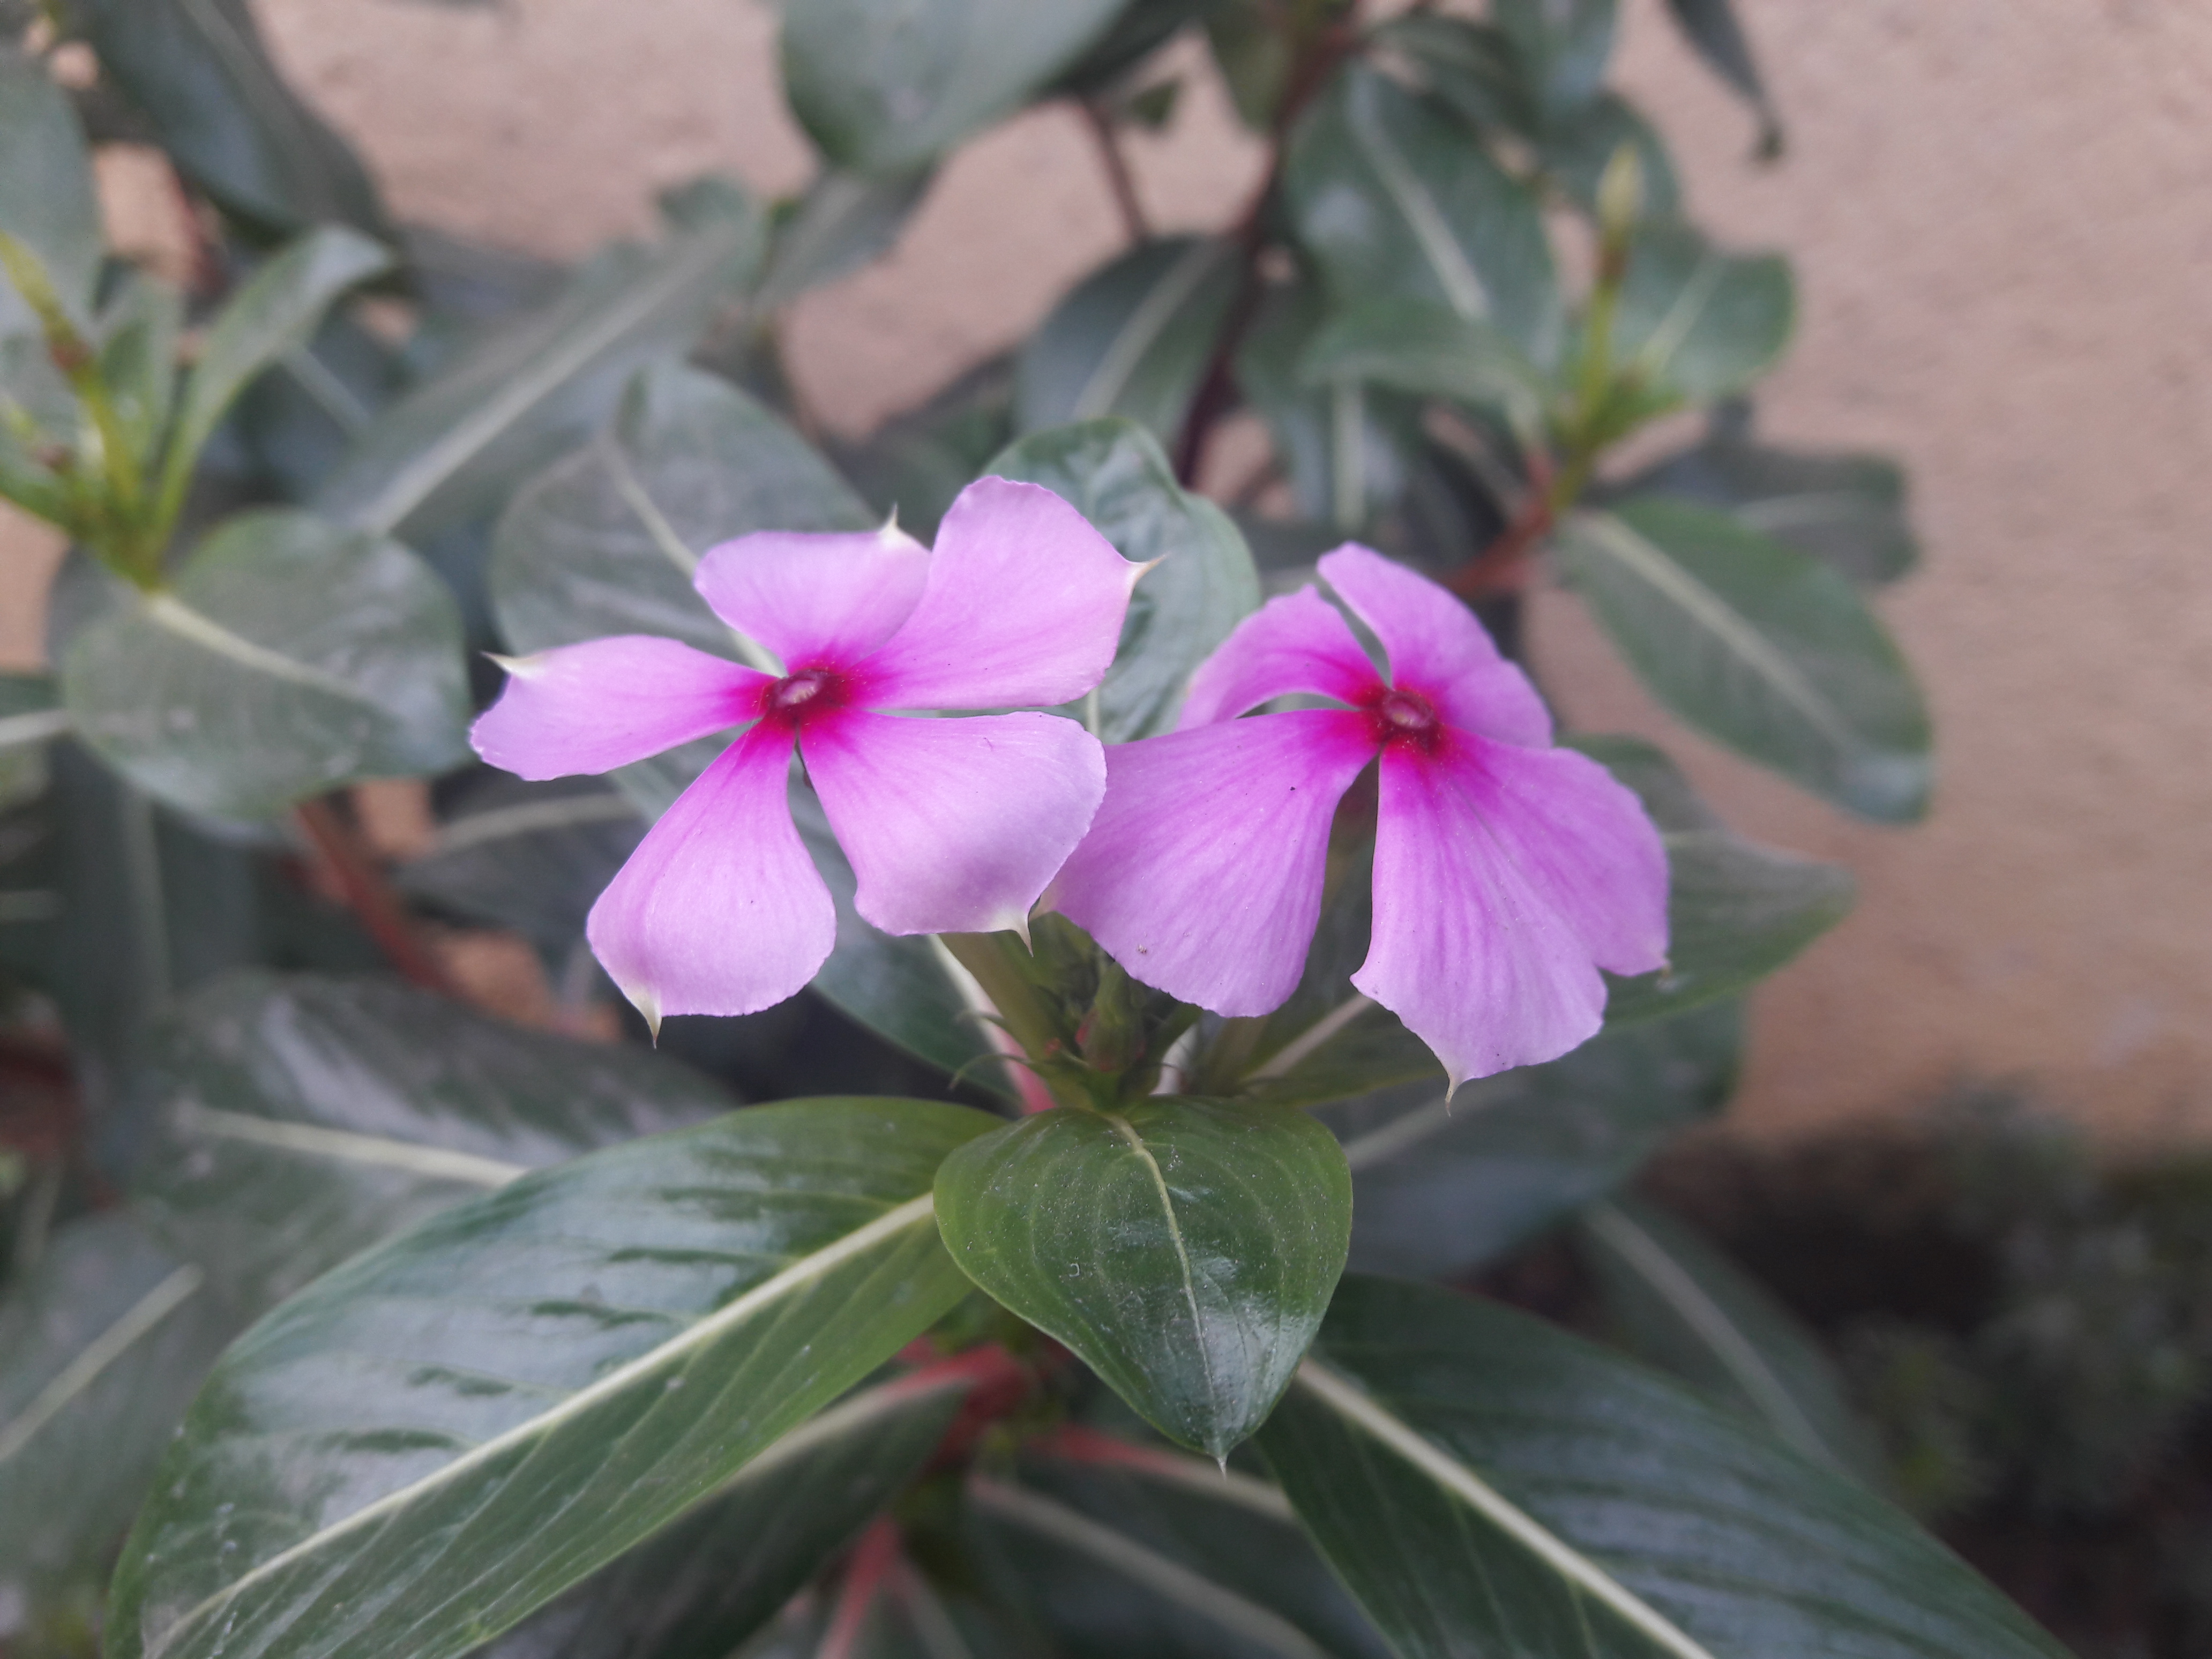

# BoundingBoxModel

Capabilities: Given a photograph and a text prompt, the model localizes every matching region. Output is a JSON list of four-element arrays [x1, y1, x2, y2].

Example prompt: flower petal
[[1355, 736, 1627, 1089], [471, 636, 769, 780], [1176, 586, 1384, 729], [694, 523, 931, 670], [1047, 712, 1378, 1015], [853, 477, 1141, 711], [1319, 542, 1552, 745], [802, 708, 1106, 936], [586, 721, 833, 1026]]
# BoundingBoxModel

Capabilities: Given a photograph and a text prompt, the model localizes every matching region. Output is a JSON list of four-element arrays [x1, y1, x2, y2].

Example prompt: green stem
[[938, 931, 1079, 1099]]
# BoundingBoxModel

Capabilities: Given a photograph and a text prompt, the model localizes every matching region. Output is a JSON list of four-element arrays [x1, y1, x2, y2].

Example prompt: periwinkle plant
[[0, 5, 2060, 1659]]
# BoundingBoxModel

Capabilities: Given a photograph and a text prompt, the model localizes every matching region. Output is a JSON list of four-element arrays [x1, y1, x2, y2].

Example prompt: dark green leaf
[[1259, 1277, 2070, 1659], [0, 670, 61, 808], [0, 1213, 242, 1608], [128, 970, 730, 1311], [1015, 237, 1238, 445], [834, 354, 1017, 543], [317, 200, 764, 538], [162, 228, 393, 493], [1328, 1003, 1740, 1279], [1283, 66, 1560, 363], [936, 1097, 1350, 1457], [1660, 0, 1782, 154], [756, 168, 933, 312], [1202, 1, 1292, 130], [1050, 0, 1201, 100], [1494, 0, 1616, 126], [61, 507, 470, 818], [1611, 219, 1793, 406], [1299, 297, 1546, 441], [1576, 1195, 1885, 1484], [781, 0, 1124, 174], [1573, 734, 1855, 1021], [95, 270, 187, 464], [1618, 425, 1918, 584], [987, 417, 1259, 739], [73, 0, 394, 240], [1375, 16, 1525, 136], [108, 1097, 998, 1659], [1537, 93, 1681, 218], [0, 47, 100, 332], [481, 1373, 966, 1659], [1558, 502, 1931, 821]]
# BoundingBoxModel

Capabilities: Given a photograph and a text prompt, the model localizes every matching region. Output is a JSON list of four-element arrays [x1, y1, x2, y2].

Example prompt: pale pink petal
[[585, 721, 833, 1027], [471, 636, 769, 780], [1047, 712, 1378, 1015], [1354, 737, 1611, 1090], [1176, 586, 1385, 730], [802, 709, 1105, 936], [852, 477, 1141, 711], [694, 524, 930, 670], [1460, 739, 1670, 975], [1319, 543, 1552, 745]]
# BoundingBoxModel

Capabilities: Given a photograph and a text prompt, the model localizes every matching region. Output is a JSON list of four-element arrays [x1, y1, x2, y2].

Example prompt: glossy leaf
[[480, 1372, 968, 1659], [128, 970, 731, 1311], [1258, 1276, 2071, 1659], [1015, 238, 1239, 445], [1328, 1002, 1740, 1280], [1283, 65, 1560, 363], [988, 417, 1260, 740], [781, 0, 1123, 175], [317, 199, 764, 538], [1660, 0, 1782, 153], [972, 1454, 1389, 1659], [756, 168, 933, 313], [1576, 1197, 1885, 1484], [1619, 425, 1918, 584], [935, 1097, 1350, 1458], [1611, 220, 1793, 407], [1299, 297, 1546, 442], [1494, 0, 1617, 126], [73, 0, 394, 240], [1559, 502, 1932, 821], [162, 229, 394, 492], [0, 47, 101, 334], [108, 1097, 997, 1659], [1574, 734, 1854, 1022], [62, 507, 470, 819], [0, 1214, 241, 1609]]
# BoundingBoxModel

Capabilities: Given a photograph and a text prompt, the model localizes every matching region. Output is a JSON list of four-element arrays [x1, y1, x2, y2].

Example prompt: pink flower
[[472, 478, 1145, 1030], [1047, 544, 1668, 1088]]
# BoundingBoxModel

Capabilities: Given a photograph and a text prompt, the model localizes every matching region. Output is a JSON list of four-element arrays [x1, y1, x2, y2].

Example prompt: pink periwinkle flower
[[1047, 544, 1668, 1089], [473, 477, 1145, 1030]]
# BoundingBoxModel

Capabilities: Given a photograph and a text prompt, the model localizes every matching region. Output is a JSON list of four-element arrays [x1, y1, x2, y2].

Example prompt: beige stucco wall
[[8, 0, 2209, 1138]]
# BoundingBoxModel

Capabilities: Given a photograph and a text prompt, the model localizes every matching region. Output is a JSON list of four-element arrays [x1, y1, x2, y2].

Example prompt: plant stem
[[294, 796, 461, 997], [1081, 100, 1149, 246]]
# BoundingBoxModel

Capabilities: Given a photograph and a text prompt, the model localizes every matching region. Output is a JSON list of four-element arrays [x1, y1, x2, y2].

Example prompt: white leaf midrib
[[158, 1190, 943, 1654], [1069, 238, 1229, 421], [170, 1099, 529, 1189], [1101, 1111, 1219, 1417], [144, 593, 379, 707], [0, 1264, 205, 1466]]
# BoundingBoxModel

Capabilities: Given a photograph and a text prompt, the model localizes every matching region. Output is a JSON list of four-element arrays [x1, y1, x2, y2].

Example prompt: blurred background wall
[[6, 0, 2207, 1139]]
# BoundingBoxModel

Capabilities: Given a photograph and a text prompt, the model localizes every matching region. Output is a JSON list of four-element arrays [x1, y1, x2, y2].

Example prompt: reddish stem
[[817, 1519, 901, 1659], [1446, 452, 1559, 600], [1082, 100, 1150, 246], [1033, 1423, 1219, 1482], [293, 797, 460, 997]]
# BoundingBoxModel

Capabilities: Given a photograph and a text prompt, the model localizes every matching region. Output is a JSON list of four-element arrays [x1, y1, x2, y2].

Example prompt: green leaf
[[0, 1213, 241, 1610], [781, 0, 1124, 175], [108, 1097, 998, 1659], [756, 168, 934, 313], [1283, 65, 1560, 363], [1572, 734, 1855, 1022], [1494, 0, 1617, 126], [1660, 0, 1782, 154], [1618, 425, 1918, 584], [1375, 16, 1525, 135], [1298, 297, 1546, 442], [834, 354, 1017, 543], [480, 1372, 966, 1659], [935, 1098, 1350, 1458], [317, 200, 765, 538], [1329, 1003, 1740, 1279], [1015, 238, 1239, 446], [128, 970, 731, 1312], [73, 0, 394, 241], [0, 670, 62, 808], [95, 271, 188, 465], [61, 507, 470, 819], [1536, 93, 1682, 219], [1611, 219, 1793, 407], [1557, 502, 1932, 821], [161, 228, 394, 502], [1576, 1196, 1885, 1484], [1258, 1277, 2071, 1659], [0, 47, 101, 334], [987, 417, 1260, 741]]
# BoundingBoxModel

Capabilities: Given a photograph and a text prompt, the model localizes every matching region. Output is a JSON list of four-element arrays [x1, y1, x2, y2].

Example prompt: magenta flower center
[[764, 668, 846, 723], [1365, 686, 1440, 752]]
